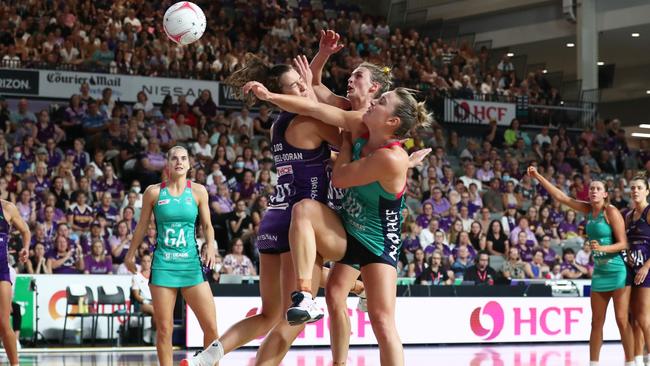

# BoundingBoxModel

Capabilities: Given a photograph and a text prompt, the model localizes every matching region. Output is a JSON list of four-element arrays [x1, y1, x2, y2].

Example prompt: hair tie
[[382, 66, 391, 75]]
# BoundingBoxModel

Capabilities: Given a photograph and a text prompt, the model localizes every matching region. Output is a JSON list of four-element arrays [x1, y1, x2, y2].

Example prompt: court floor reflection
[[4, 343, 627, 365]]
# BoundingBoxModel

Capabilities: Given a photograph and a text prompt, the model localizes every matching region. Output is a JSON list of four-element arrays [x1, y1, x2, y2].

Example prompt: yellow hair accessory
[[382, 66, 391, 75]]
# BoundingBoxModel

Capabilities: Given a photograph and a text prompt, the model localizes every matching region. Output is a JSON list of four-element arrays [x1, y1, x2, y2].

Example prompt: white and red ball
[[163, 1, 206, 45]]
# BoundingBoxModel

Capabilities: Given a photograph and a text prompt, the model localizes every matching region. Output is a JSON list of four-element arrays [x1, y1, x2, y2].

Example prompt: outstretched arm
[[527, 166, 590, 214], [243, 81, 361, 133], [310, 30, 350, 109]]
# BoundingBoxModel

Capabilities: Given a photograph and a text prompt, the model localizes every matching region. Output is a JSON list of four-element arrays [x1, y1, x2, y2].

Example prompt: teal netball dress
[[587, 209, 627, 292], [150, 180, 204, 287]]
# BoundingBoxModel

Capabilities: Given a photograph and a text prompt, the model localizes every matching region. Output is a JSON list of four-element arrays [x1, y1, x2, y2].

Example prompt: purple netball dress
[[627, 205, 650, 287], [257, 112, 330, 254], [0, 206, 13, 284]]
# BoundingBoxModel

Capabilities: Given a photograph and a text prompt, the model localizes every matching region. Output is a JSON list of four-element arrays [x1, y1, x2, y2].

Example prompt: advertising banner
[[445, 98, 516, 125], [13, 275, 35, 338], [186, 297, 620, 347], [36, 70, 220, 104], [33, 274, 133, 339], [0, 69, 39, 96]]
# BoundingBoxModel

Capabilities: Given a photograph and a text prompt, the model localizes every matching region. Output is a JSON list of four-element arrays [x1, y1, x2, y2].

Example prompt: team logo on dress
[[158, 199, 170, 205], [277, 165, 293, 177]]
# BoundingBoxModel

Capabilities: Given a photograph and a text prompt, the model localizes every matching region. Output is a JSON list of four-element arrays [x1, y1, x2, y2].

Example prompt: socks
[[298, 279, 312, 293], [589, 362, 599, 366], [206, 339, 224, 361], [626, 362, 637, 366], [636, 355, 645, 366], [645, 354, 650, 365]]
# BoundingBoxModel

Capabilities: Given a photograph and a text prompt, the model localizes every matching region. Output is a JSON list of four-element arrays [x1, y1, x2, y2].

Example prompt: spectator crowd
[[0, 0, 648, 287], [1, 0, 564, 124]]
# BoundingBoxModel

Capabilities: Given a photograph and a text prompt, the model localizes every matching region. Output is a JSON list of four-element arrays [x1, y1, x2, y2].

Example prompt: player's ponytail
[[225, 53, 292, 106], [392, 87, 433, 138]]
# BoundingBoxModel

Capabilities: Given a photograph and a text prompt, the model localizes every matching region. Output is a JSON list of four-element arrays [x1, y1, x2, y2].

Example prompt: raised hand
[[293, 55, 313, 87], [408, 148, 432, 168], [527, 166, 539, 178], [319, 29, 344, 55]]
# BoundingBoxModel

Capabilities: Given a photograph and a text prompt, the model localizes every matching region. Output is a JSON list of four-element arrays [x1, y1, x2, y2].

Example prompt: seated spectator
[[0, 176, 16, 202], [575, 241, 594, 277], [560, 248, 589, 279], [401, 222, 421, 259], [539, 235, 560, 267], [417, 251, 454, 285], [109, 220, 132, 265], [509, 217, 538, 247], [16, 189, 36, 225], [407, 248, 427, 279], [501, 247, 533, 280], [228, 200, 253, 243], [83, 240, 113, 274], [529, 250, 551, 279], [192, 90, 218, 123], [223, 237, 256, 276], [451, 245, 474, 279], [234, 170, 259, 204], [486, 219, 509, 257], [514, 231, 534, 262], [423, 187, 451, 217], [424, 230, 452, 261], [67, 190, 93, 235], [452, 232, 477, 262], [81, 100, 108, 136], [131, 251, 154, 316], [137, 138, 166, 188], [95, 192, 120, 228], [26, 242, 51, 274], [415, 202, 434, 229], [98, 164, 125, 203], [133, 91, 154, 116], [483, 178, 505, 213], [48, 235, 83, 274], [462, 251, 497, 285]]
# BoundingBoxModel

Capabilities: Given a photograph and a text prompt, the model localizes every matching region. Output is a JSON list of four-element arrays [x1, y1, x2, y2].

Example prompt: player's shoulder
[[189, 181, 209, 195], [143, 183, 162, 198]]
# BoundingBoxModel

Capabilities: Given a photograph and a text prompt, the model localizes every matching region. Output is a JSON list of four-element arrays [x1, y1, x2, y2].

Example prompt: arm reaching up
[[310, 30, 350, 109]]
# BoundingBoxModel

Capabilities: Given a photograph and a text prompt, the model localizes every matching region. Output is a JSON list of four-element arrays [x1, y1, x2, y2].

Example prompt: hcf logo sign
[[470, 301, 583, 340]]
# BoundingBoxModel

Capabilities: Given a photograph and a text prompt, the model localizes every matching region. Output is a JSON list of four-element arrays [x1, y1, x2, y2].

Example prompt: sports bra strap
[[381, 141, 402, 150], [161, 181, 166, 189], [186, 180, 191, 188]]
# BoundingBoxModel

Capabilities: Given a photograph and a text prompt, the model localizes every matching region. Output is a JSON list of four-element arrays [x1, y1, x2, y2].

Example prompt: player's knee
[[325, 286, 348, 311], [156, 320, 174, 338], [291, 199, 316, 222], [368, 314, 396, 343]]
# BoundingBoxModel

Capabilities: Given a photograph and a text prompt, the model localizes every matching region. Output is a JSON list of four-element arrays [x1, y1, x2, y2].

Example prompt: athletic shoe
[[356, 290, 368, 312], [286, 291, 324, 326], [180, 340, 224, 366]]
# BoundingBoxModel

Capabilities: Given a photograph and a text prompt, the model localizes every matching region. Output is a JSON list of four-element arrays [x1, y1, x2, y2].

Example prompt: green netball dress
[[339, 138, 406, 267], [150, 180, 204, 287], [587, 209, 627, 292]]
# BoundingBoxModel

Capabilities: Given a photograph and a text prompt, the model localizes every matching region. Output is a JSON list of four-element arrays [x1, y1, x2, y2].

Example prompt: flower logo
[[470, 301, 505, 340]]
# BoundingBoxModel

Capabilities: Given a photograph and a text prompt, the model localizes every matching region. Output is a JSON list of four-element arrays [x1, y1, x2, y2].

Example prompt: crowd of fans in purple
[[0, 0, 648, 286]]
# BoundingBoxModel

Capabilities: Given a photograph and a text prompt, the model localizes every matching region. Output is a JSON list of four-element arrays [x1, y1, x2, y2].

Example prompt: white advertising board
[[186, 296, 619, 347]]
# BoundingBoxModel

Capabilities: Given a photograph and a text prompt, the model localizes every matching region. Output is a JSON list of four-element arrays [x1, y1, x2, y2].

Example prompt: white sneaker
[[356, 290, 368, 312], [286, 291, 324, 326], [180, 340, 224, 366], [15, 340, 21, 350]]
